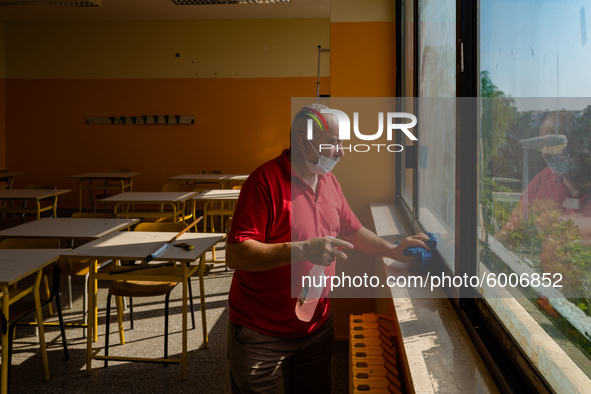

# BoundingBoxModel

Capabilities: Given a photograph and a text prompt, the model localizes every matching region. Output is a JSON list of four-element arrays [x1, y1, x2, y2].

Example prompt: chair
[[204, 185, 240, 233], [45, 212, 117, 338], [104, 222, 197, 367], [93, 169, 131, 213], [0, 238, 69, 391]]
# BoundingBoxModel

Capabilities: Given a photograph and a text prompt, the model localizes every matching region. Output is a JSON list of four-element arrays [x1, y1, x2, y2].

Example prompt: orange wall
[[0, 78, 5, 170], [330, 21, 397, 226], [6, 77, 329, 208], [1, 22, 5, 170], [329, 19, 397, 340], [330, 22, 396, 97]]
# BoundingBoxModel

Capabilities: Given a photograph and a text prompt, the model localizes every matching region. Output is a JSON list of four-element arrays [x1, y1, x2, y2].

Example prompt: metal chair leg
[[83, 273, 88, 338], [186, 263, 196, 330], [164, 292, 171, 365], [7, 323, 16, 392], [105, 294, 111, 368], [129, 297, 134, 330], [48, 266, 68, 360], [67, 275, 73, 309]]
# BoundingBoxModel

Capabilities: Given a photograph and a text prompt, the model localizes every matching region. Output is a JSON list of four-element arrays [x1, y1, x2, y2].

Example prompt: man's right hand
[[296, 237, 354, 266]]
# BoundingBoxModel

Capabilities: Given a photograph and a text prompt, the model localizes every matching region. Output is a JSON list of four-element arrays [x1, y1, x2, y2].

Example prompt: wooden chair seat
[[109, 280, 177, 298]]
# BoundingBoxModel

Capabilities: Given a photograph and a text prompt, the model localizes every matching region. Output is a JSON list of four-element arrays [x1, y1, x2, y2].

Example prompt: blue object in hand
[[399, 232, 438, 271]]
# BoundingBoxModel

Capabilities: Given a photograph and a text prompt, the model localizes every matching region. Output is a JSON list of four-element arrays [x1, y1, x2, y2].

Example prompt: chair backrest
[[232, 186, 242, 190], [0, 238, 60, 249], [71, 212, 116, 218], [25, 184, 56, 190], [195, 170, 221, 174], [134, 222, 188, 233], [161, 183, 195, 193]]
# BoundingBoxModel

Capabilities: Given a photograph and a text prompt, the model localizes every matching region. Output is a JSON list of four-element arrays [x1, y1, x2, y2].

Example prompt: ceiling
[[0, 0, 330, 22]]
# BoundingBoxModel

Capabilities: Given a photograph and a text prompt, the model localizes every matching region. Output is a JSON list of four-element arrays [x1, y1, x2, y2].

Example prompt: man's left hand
[[387, 233, 431, 262]]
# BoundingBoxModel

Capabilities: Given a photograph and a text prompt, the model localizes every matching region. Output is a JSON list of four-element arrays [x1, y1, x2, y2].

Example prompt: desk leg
[[1, 286, 10, 394], [93, 263, 98, 343], [33, 271, 50, 381], [86, 260, 96, 376], [198, 256, 208, 349], [203, 203, 208, 233], [182, 264, 188, 381], [79, 180, 83, 213], [52, 196, 58, 218]]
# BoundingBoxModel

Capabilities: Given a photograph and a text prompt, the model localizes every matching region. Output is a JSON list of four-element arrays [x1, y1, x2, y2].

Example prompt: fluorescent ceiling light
[[0, 0, 100, 6], [171, 0, 289, 4]]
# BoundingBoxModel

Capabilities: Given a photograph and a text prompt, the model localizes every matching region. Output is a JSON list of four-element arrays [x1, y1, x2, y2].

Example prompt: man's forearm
[[342, 227, 430, 263], [227, 239, 306, 271], [342, 227, 395, 257], [226, 237, 354, 271]]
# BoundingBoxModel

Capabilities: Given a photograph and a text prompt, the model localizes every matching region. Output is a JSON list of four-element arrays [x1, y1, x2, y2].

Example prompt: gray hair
[[290, 103, 332, 145]]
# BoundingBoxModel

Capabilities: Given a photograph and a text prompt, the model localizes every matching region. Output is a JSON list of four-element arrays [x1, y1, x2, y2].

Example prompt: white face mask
[[304, 139, 339, 175]]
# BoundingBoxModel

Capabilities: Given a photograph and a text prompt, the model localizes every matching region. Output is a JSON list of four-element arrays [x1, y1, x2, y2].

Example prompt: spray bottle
[[295, 236, 333, 322]]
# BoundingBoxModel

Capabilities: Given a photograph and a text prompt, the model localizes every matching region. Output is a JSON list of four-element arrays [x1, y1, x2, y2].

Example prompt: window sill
[[370, 203, 499, 393]]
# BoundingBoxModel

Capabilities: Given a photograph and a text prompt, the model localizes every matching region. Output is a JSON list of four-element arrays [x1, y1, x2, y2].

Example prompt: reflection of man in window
[[496, 111, 591, 294], [499, 112, 591, 235]]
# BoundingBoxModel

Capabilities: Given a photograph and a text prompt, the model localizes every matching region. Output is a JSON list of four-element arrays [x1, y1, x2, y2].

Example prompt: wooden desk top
[[0, 218, 139, 240], [68, 172, 142, 179], [0, 249, 65, 286], [100, 192, 197, 204], [0, 189, 71, 199], [0, 172, 25, 178], [192, 189, 240, 201], [169, 174, 248, 182], [63, 231, 224, 263]]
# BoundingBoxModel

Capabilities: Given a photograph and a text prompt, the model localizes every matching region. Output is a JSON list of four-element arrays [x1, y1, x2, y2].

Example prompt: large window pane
[[418, 0, 456, 269], [479, 0, 591, 388]]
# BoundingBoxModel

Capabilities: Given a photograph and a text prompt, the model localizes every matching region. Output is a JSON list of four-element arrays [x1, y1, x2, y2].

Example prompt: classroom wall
[[0, 22, 6, 170], [329, 0, 397, 340], [4, 19, 330, 208]]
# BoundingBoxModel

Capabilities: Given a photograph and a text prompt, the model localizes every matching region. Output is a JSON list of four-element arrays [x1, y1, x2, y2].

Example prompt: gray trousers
[[227, 312, 334, 394]]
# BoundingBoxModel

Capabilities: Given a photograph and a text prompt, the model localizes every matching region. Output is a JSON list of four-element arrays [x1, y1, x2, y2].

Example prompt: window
[[397, 0, 591, 390], [478, 0, 591, 390]]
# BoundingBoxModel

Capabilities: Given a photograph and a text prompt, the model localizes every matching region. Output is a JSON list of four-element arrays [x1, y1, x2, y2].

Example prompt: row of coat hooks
[[86, 115, 195, 125]]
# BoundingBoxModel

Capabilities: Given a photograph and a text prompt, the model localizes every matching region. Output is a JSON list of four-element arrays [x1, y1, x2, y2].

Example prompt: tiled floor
[[7, 251, 349, 394]]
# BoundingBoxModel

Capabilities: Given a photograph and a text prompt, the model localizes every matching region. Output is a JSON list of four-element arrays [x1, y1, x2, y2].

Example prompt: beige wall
[[7, 19, 330, 79], [330, 0, 395, 22]]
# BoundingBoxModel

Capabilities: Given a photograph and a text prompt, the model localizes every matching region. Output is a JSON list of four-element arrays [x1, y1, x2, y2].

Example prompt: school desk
[[68, 172, 142, 212], [169, 173, 248, 189], [0, 189, 70, 220], [100, 192, 197, 223], [61, 231, 225, 380], [0, 249, 64, 394], [0, 172, 24, 190]]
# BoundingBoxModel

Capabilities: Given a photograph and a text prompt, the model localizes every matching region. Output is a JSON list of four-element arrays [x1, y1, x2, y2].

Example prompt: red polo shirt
[[505, 167, 591, 230], [227, 149, 362, 337]]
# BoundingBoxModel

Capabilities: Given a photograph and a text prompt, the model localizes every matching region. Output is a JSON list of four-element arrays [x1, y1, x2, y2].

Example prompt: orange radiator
[[349, 313, 403, 394]]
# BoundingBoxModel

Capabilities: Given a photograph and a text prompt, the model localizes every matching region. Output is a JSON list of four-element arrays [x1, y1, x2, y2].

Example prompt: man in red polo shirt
[[226, 104, 429, 394]]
